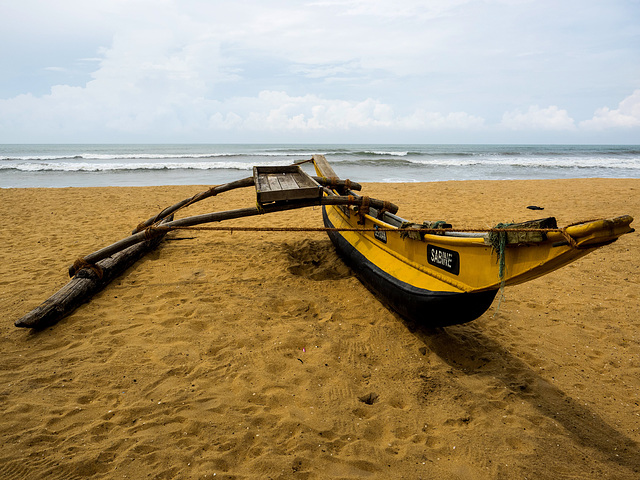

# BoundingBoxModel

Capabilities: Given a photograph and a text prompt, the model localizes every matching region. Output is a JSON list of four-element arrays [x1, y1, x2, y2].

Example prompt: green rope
[[487, 222, 514, 317], [487, 222, 514, 280], [426, 220, 450, 229]]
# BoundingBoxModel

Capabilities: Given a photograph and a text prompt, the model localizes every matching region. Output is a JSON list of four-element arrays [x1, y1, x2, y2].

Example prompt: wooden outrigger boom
[[15, 165, 391, 329]]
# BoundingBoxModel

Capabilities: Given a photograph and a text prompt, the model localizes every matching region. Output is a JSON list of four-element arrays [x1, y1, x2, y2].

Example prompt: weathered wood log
[[311, 176, 362, 192], [15, 218, 172, 329]]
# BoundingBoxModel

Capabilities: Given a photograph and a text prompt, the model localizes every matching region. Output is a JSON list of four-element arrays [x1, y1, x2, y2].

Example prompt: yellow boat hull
[[322, 206, 499, 325], [314, 155, 634, 326]]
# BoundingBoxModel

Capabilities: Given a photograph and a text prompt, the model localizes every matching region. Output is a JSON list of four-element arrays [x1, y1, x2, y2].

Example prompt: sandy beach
[[1, 178, 638, 479]]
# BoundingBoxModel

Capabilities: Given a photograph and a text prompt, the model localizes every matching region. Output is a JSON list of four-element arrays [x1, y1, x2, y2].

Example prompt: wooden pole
[[133, 177, 255, 233], [312, 176, 362, 192]]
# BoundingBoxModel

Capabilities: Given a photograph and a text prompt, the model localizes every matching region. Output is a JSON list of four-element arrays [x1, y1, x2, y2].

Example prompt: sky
[[1, 0, 639, 144]]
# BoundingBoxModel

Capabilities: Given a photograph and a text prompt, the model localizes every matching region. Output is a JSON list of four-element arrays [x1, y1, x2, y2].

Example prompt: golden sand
[[1, 179, 639, 479]]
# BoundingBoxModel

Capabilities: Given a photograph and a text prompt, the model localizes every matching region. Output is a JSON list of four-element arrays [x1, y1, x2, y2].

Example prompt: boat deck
[[254, 166, 322, 204]]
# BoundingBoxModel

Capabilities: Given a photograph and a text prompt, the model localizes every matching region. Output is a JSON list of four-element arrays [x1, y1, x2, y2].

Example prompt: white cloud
[[580, 90, 640, 130], [400, 110, 486, 130], [0, 81, 485, 141], [1, 0, 638, 142], [308, 0, 472, 19], [211, 91, 485, 132], [501, 105, 576, 131]]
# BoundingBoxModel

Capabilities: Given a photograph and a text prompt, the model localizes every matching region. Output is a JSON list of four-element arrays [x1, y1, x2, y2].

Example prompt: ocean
[[1, 144, 639, 188]]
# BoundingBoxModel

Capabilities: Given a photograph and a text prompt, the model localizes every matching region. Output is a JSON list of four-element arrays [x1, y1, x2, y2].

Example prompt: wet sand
[[1, 179, 639, 479]]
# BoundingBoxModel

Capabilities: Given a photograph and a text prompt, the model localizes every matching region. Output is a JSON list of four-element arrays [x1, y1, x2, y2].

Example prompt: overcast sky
[[1, 0, 639, 144]]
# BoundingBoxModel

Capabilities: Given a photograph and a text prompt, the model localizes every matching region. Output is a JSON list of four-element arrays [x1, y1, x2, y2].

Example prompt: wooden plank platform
[[254, 165, 323, 204]]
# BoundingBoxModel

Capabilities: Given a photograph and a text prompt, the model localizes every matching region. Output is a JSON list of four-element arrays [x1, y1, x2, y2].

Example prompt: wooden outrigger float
[[15, 155, 634, 329]]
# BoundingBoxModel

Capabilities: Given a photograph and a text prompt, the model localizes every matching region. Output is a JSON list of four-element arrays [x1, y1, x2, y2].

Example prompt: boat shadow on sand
[[404, 319, 640, 475]]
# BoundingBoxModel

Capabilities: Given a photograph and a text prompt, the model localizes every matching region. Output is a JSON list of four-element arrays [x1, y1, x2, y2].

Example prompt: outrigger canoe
[[312, 155, 634, 327], [15, 155, 634, 330]]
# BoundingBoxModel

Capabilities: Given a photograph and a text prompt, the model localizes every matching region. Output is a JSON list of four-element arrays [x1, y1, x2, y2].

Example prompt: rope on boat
[[486, 223, 511, 279], [142, 224, 580, 235], [487, 224, 510, 315], [70, 257, 104, 279]]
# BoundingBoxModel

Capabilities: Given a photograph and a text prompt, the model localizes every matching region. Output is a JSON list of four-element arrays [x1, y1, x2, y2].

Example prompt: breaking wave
[[0, 160, 291, 172]]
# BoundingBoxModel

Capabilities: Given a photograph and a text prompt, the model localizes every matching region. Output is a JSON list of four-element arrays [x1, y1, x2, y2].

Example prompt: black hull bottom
[[323, 208, 497, 327]]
